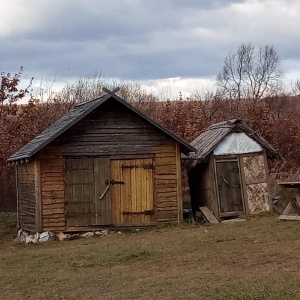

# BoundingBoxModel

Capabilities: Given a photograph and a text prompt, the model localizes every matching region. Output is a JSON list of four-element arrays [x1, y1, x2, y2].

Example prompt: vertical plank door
[[216, 160, 244, 216], [65, 158, 111, 226], [94, 158, 111, 225], [111, 158, 154, 225]]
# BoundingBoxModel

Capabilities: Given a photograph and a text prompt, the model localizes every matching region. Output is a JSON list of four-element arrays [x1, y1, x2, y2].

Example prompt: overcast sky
[[1, 0, 300, 98]]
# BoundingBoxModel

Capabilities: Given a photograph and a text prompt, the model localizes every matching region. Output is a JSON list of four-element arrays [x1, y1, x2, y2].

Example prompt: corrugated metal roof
[[7, 90, 196, 163], [188, 119, 280, 168]]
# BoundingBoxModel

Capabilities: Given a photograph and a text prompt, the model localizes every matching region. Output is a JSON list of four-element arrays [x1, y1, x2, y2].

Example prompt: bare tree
[[291, 79, 300, 96], [217, 43, 282, 100]]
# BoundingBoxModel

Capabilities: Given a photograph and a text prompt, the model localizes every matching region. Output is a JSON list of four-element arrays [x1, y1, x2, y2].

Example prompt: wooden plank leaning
[[199, 206, 219, 224]]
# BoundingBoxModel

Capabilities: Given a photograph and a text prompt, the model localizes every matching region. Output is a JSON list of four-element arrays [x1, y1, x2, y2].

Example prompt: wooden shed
[[187, 119, 279, 220], [7, 88, 195, 233]]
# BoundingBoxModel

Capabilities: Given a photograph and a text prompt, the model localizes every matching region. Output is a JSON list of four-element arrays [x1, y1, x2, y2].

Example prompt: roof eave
[[6, 94, 110, 163]]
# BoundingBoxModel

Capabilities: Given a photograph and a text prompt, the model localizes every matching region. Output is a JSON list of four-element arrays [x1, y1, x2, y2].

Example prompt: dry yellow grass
[[1, 213, 300, 299]]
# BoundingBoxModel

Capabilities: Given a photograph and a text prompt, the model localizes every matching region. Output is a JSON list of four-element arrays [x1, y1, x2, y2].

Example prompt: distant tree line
[[1, 43, 300, 211]]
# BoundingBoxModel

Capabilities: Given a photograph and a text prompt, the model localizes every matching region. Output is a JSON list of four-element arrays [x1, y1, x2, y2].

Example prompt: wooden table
[[278, 181, 300, 220]]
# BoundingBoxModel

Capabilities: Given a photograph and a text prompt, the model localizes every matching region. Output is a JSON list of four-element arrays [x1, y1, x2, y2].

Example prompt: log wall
[[61, 101, 171, 157], [18, 100, 186, 231], [17, 162, 36, 232], [39, 143, 66, 232], [155, 144, 181, 224]]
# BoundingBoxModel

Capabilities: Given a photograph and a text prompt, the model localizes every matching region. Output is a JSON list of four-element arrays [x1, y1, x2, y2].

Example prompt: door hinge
[[122, 164, 153, 169]]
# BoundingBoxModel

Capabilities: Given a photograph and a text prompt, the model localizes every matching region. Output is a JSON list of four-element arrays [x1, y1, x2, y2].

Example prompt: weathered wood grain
[[65, 158, 112, 227], [111, 158, 154, 225], [176, 143, 183, 223], [40, 145, 66, 231], [17, 101, 186, 231], [215, 160, 244, 216], [199, 206, 219, 224], [94, 158, 111, 225], [17, 161, 37, 232], [154, 144, 179, 224], [59, 101, 173, 157]]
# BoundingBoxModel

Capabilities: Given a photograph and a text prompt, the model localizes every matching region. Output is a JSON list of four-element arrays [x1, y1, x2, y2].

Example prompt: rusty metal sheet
[[246, 183, 270, 212], [243, 155, 266, 184]]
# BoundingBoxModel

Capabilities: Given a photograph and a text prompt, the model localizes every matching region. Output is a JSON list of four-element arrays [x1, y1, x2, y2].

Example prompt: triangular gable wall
[[213, 132, 262, 155]]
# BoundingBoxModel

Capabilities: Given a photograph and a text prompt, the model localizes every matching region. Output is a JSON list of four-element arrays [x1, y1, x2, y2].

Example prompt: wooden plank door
[[215, 160, 244, 217], [111, 158, 154, 225], [94, 158, 111, 225], [65, 158, 111, 226]]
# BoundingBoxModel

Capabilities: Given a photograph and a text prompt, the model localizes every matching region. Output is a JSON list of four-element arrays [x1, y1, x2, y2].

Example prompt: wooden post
[[211, 156, 220, 220], [15, 165, 19, 229], [239, 155, 249, 215], [176, 143, 183, 224], [34, 159, 42, 232], [263, 150, 273, 213]]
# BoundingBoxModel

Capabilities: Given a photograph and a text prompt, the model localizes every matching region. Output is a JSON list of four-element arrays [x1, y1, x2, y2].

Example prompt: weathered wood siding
[[111, 158, 154, 225], [215, 159, 244, 217], [190, 151, 271, 220], [27, 100, 185, 230], [39, 144, 65, 232], [65, 158, 96, 227], [65, 158, 111, 227], [61, 100, 171, 157], [155, 144, 181, 224], [189, 161, 214, 214], [17, 162, 36, 232]]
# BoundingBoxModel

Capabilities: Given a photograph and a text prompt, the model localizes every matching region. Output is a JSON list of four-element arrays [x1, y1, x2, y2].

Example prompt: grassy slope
[[1, 213, 300, 300]]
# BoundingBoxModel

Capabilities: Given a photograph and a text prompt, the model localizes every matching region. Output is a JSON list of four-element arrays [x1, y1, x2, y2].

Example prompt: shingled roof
[[188, 119, 280, 168], [7, 88, 195, 164]]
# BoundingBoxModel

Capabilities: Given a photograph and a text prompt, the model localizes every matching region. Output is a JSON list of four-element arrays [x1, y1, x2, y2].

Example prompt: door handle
[[110, 179, 125, 185], [104, 179, 125, 185], [221, 176, 230, 187], [99, 185, 110, 200]]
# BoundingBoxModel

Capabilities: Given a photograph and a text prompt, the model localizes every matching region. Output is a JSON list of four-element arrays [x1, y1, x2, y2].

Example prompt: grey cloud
[[1, 0, 300, 89]]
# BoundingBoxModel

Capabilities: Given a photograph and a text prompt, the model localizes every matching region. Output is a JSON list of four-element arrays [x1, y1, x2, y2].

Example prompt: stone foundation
[[15, 229, 125, 244]]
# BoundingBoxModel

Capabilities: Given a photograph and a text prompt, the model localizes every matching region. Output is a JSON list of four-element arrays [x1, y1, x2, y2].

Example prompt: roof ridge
[[75, 95, 104, 107]]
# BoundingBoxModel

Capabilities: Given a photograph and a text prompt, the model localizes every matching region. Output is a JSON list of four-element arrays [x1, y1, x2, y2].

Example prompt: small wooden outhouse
[[187, 119, 279, 220], [7, 88, 195, 233]]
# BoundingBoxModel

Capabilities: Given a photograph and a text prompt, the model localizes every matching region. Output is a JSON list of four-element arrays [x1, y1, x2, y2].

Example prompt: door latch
[[110, 179, 125, 185], [99, 185, 110, 200], [105, 179, 125, 185]]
